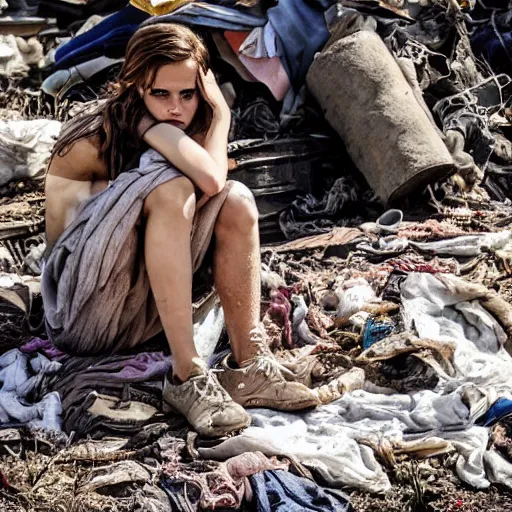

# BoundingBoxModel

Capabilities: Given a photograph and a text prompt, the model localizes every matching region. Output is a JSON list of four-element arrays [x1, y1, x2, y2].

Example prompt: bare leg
[[144, 177, 202, 382], [214, 182, 320, 411], [144, 177, 252, 436], [213, 181, 262, 364]]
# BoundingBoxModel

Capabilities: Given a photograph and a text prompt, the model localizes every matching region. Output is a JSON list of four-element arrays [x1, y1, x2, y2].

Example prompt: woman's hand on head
[[140, 68, 231, 197], [198, 68, 230, 118]]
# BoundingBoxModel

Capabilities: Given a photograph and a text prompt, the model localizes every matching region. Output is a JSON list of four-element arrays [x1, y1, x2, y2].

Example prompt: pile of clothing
[[1, 0, 512, 511]]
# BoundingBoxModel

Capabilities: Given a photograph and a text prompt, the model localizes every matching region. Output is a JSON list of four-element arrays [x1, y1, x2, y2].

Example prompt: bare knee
[[144, 177, 196, 221], [216, 181, 258, 235]]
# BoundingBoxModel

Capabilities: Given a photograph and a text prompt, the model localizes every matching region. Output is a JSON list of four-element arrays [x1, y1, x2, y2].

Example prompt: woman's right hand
[[198, 68, 230, 117]]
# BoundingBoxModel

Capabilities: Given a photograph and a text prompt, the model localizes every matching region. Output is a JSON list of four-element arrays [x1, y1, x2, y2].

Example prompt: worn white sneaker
[[162, 371, 251, 437], [217, 326, 321, 411], [218, 354, 321, 410]]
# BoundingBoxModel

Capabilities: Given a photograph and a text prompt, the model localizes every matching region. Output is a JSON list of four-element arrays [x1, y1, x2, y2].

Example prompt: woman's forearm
[[202, 107, 230, 189], [142, 110, 230, 197]]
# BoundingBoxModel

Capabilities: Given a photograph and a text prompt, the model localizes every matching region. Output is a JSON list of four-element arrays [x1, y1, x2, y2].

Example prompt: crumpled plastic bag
[[0, 119, 61, 186], [0, 35, 44, 77]]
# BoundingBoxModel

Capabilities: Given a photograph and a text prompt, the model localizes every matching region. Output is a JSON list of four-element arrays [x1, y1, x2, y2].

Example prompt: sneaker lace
[[253, 355, 287, 381], [193, 371, 230, 407], [248, 326, 273, 356], [246, 326, 294, 381]]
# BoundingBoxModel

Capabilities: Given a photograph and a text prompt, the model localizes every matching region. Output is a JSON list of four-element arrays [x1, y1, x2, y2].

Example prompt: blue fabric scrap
[[249, 470, 353, 512], [362, 317, 394, 350], [477, 397, 512, 427], [55, 5, 149, 69]]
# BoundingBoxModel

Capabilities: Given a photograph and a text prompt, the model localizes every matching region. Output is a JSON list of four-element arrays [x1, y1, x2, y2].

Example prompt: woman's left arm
[[137, 70, 231, 198]]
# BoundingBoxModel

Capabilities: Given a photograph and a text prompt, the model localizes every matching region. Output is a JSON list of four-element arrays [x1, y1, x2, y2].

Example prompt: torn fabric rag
[[400, 272, 512, 393]]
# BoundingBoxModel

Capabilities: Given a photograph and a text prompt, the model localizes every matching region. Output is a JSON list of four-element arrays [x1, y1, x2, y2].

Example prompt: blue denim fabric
[[471, 18, 512, 76], [55, 5, 149, 69], [267, 0, 332, 91], [142, 1, 265, 31], [249, 470, 353, 512], [477, 397, 512, 427]]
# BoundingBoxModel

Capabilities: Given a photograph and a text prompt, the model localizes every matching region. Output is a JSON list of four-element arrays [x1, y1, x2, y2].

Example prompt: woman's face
[[142, 59, 200, 130]]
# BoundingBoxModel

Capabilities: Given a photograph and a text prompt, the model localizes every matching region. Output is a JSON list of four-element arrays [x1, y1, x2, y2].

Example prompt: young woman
[[43, 23, 319, 437]]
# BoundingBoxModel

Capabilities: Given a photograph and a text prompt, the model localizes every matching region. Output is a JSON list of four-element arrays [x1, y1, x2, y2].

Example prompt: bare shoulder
[[48, 135, 108, 181]]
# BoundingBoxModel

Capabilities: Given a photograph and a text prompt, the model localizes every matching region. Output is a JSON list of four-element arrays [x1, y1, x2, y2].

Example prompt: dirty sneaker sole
[[242, 396, 320, 411], [163, 402, 251, 437]]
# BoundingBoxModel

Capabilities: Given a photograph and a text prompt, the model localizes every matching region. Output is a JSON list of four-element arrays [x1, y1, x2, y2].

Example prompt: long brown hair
[[51, 23, 212, 180]]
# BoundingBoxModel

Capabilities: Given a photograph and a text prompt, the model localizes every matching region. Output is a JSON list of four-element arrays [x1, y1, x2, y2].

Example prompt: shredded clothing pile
[[3, 0, 512, 511]]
